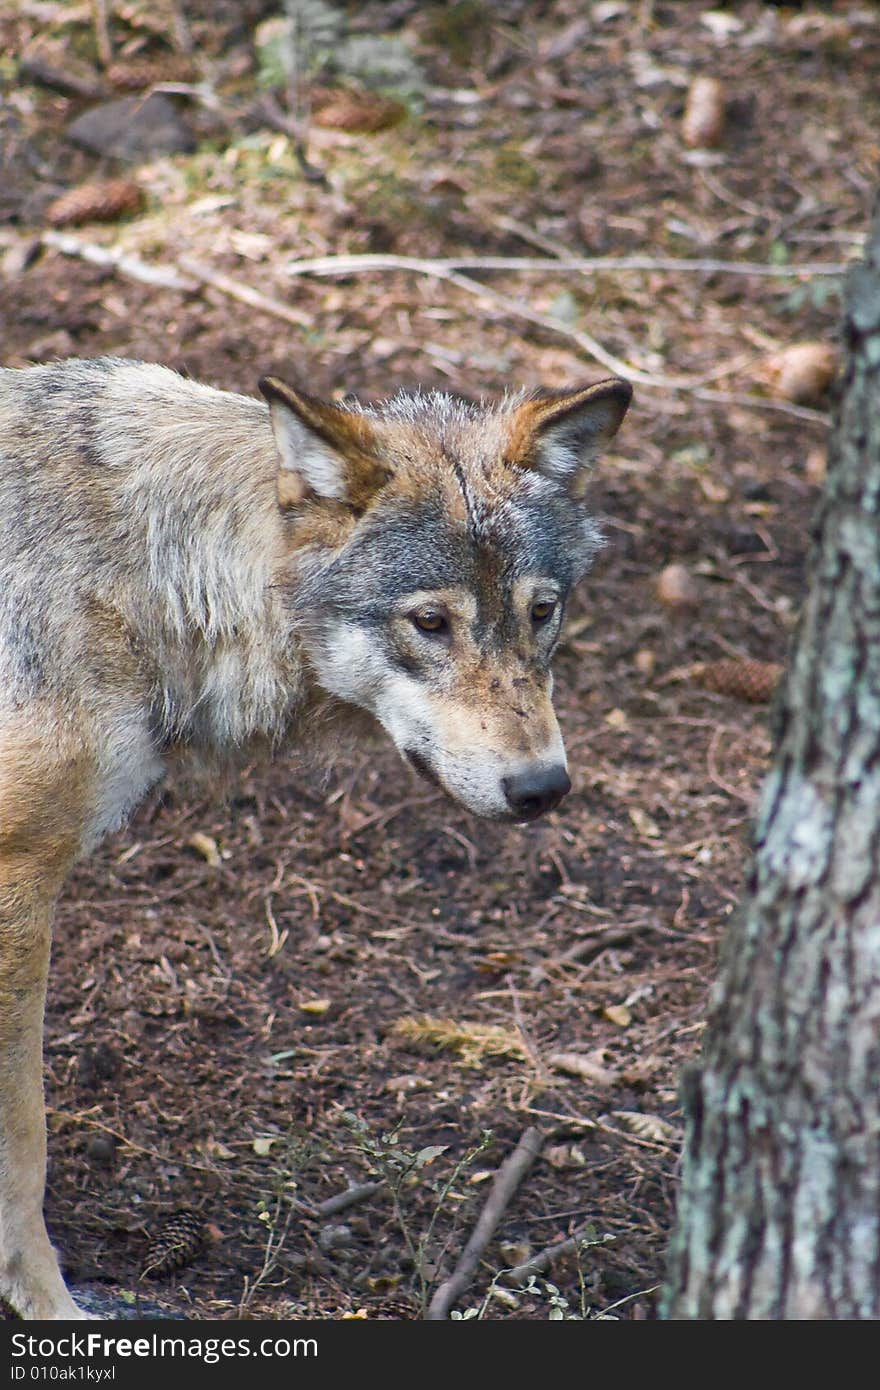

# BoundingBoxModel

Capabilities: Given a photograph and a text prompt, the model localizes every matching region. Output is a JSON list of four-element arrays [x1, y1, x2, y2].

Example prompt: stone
[[66, 94, 196, 161]]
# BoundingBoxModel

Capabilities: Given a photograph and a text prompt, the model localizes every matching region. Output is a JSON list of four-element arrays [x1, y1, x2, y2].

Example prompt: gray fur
[[0, 355, 630, 1319]]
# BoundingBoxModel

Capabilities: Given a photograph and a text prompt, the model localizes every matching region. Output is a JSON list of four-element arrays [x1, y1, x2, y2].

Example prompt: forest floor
[[1, 0, 877, 1320]]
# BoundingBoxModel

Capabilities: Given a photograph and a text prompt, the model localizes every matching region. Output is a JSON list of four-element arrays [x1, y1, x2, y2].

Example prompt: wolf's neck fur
[[89, 364, 316, 758]]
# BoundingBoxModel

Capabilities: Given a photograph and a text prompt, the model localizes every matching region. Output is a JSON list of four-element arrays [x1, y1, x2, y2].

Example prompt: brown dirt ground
[[0, 0, 877, 1320]]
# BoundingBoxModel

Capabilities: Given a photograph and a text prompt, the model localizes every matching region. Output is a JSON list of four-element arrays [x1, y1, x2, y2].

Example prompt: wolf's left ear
[[508, 379, 632, 498], [260, 376, 389, 510]]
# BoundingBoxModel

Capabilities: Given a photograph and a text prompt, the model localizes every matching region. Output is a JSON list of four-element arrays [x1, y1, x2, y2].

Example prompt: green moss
[[492, 141, 539, 191], [422, 1, 492, 67]]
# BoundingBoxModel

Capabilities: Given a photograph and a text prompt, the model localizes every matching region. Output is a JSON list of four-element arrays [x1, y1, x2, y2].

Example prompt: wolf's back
[[0, 358, 281, 713]]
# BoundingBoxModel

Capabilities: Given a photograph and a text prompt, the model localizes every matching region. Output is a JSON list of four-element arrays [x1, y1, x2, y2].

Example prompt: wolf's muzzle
[[503, 764, 571, 821], [405, 749, 442, 788]]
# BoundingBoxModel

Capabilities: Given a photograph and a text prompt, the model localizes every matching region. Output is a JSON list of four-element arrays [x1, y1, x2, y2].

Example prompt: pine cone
[[759, 342, 838, 405], [106, 56, 197, 91], [312, 86, 406, 133], [692, 658, 783, 704], [142, 1209, 205, 1279], [46, 178, 144, 228]]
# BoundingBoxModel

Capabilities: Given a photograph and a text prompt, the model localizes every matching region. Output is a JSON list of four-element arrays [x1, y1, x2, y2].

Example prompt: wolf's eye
[[412, 609, 448, 635], [531, 599, 557, 625]]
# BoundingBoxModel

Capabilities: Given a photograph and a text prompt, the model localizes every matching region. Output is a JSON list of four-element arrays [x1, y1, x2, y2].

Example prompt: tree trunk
[[663, 204, 880, 1319]]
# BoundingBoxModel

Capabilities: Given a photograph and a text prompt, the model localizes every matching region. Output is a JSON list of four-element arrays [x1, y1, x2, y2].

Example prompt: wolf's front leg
[[0, 880, 88, 1319], [0, 725, 94, 1320]]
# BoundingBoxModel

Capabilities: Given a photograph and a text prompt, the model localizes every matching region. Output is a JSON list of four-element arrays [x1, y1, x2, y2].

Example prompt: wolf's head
[[260, 375, 631, 822]]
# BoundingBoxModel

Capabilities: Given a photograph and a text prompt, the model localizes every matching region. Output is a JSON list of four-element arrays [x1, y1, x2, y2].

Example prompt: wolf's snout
[[503, 764, 571, 821]]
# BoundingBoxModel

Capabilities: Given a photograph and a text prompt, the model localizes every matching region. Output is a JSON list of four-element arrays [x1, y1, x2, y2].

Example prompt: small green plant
[[779, 276, 842, 316], [239, 1128, 319, 1312], [450, 1227, 615, 1319], [341, 1111, 492, 1316], [450, 1275, 582, 1319]]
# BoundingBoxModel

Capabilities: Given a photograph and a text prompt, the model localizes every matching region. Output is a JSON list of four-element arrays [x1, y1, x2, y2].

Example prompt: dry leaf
[[392, 1014, 527, 1066], [634, 647, 656, 677], [605, 707, 630, 731], [696, 474, 731, 504], [612, 1111, 680, 1144], [655, 563, 699, 609], [681, 76, 726, 148], [548, 1050, 617, 1086], [187, 832, 221, 867], [629, 807, 662, 839], [299, 997, 332, 1015], [385, 1073, 429, 1094], [207, 1139, 235, 1160], [545, 1143, 587, 1169], [603, 1004, 632, 1028]]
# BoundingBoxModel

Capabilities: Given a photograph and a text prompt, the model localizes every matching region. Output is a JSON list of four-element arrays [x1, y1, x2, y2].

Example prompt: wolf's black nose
[[503, 765, 571, 821]]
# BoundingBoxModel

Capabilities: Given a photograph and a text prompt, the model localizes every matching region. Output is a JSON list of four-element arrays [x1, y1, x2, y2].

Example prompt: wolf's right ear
[[260, 376, 389, 510]]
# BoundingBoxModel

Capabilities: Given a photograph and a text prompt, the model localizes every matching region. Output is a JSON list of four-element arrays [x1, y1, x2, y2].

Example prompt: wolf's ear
[[508, 379, 632, 498], [259, 376, 389, 510]]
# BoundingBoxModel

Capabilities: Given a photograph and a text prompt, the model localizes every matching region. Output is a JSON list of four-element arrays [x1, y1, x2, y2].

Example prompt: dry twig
[[178, 256, 313, 329], [91, 0, 113, 68], [426, 1126, 545, 1320], [316, 1181, 383, 1217], [282, 251, 840, 401], [41, 230, 198, 292], [37, 234, 834, 422], [281, 251, 848, 281], [502, 1223, 604, 1286]]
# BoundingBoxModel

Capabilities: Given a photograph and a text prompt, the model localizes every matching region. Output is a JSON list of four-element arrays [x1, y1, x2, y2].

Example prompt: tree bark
[[663, 204, 880, 1319]]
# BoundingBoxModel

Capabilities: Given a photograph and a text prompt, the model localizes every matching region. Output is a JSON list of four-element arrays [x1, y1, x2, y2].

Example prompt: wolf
[[0, 356, 631, 1318]]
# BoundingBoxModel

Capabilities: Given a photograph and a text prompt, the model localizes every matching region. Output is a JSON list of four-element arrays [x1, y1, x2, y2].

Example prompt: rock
[[66, 95, 196, 161], [70, 1287, 186, 1319], [85, 1134, 117, 1166]]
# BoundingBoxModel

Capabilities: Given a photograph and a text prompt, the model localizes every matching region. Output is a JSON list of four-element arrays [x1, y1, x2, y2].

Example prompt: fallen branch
[[41, 230, 198, 292], [426, 1126, 545, 1320], [91, 0, 113, 68], [688, 386, 828, 424], [561, 921, 657, 966], [524, 1106, 677, 1154], [167, 0, 194, 55], [37, 233, 833, 422], [316, 1181, 383, 1218], [40, 234, 312, 329], [502, 1223, 608, 1286], [282, 251, 836, 399], [178, 256, 313, 329], [282, 251, 848, 280], [18, 54, 105, 100]]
